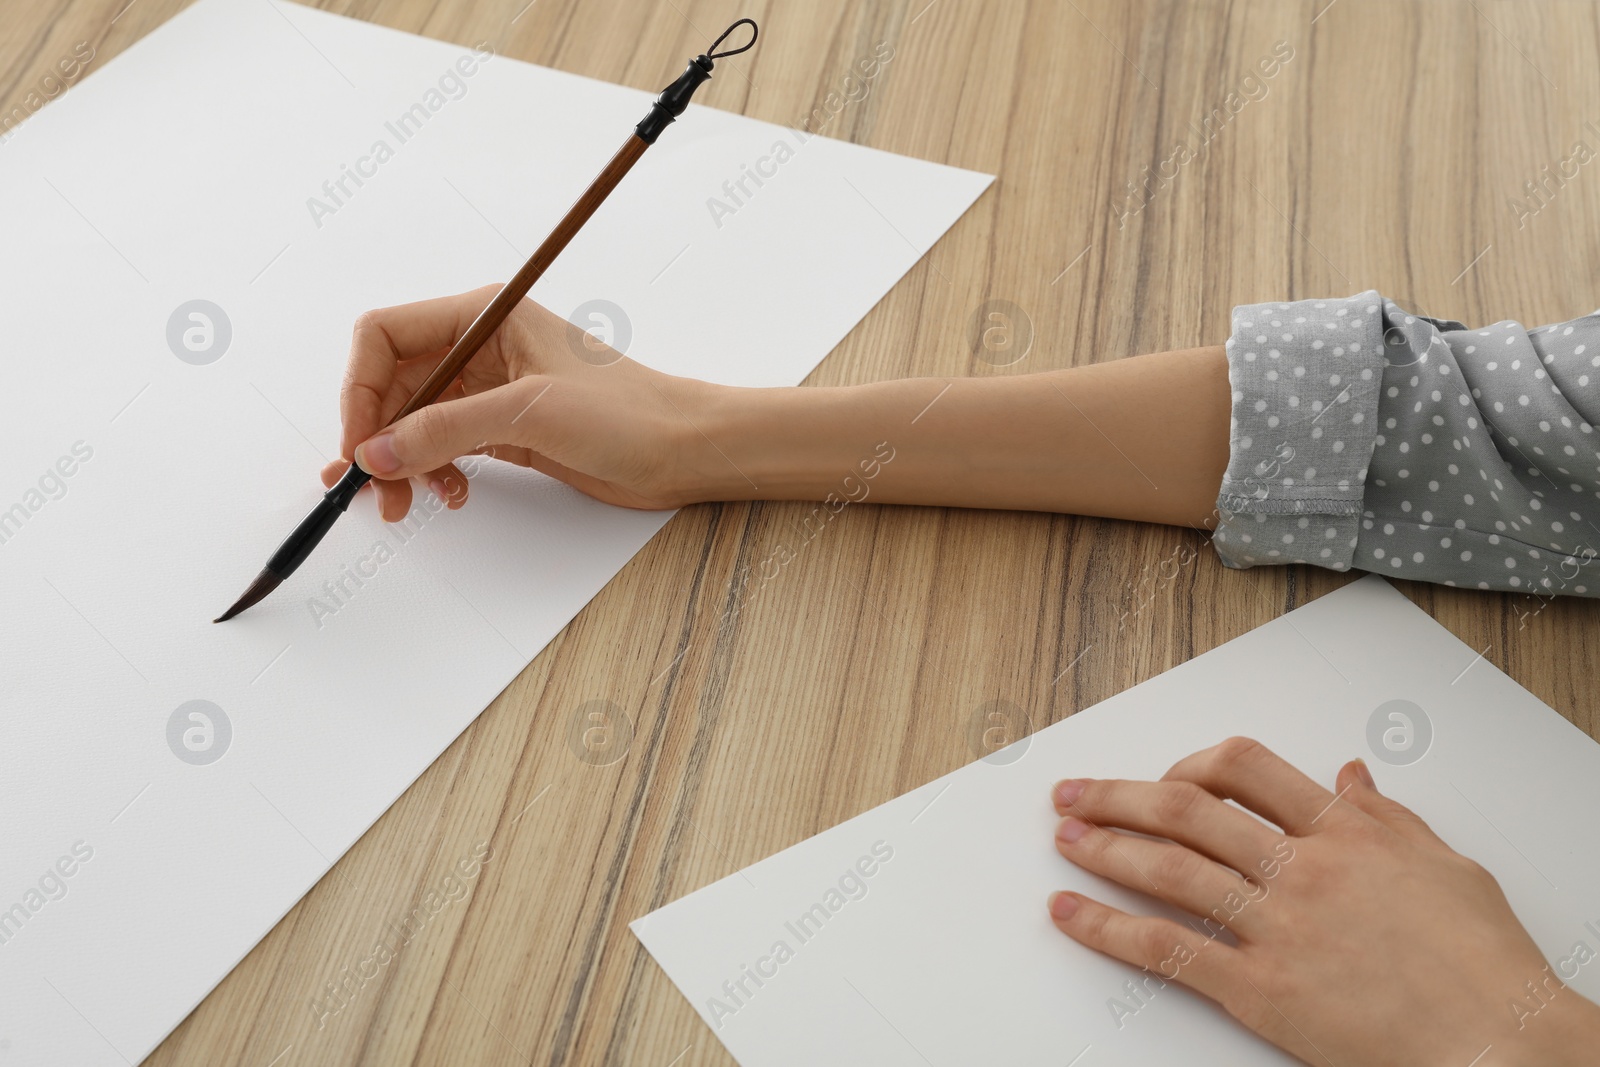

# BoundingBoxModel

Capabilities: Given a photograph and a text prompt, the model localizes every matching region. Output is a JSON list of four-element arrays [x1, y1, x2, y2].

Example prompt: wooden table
[[9, 0, 1598, 1062]]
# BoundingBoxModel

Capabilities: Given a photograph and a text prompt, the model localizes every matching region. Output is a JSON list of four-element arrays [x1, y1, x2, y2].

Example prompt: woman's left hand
[[1047, 737, 1600, 1066]]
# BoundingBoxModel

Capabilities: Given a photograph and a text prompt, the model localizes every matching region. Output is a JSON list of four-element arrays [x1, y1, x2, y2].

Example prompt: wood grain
[[8, 0, 1598, 1063]]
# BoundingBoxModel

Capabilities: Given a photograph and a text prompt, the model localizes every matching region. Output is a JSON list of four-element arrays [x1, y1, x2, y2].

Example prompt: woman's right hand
[[320, 285, 732, 519]]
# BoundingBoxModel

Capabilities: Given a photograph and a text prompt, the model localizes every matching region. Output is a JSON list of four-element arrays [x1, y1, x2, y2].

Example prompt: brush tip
[[214, 568, 282, 623]]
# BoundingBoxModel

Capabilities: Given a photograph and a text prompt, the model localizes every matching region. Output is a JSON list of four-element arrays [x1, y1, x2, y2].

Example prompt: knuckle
[[1213, 736, 1266, 772], [1069, 822, 1109, 860], [1339, 811, 1390, 847], [1152, 781, 1207, 826], [1075, 778, 1115, 816], [1449, 851, 1496, 886], [1075, 901, 1112, 942], [1150, 845, 1205, 888], [349, 310, 388, 352], [1385, 799, 1433, 832], [408, 406, 450, 456], [1135, 924, 1180, 969]]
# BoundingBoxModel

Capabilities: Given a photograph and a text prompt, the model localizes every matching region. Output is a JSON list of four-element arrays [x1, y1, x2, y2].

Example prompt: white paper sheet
[[633, 577, 1600, 1065], [0, 2, 991, 1062]]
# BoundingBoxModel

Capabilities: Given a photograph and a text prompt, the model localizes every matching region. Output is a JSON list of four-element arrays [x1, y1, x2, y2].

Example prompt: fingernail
[[429, 478, 448, 502], [356, 434, 399, 475], [1054, 779, 1086, 807], [1057, 817, 1089, 844], [1049, 891, 1079, 921], [1353, 758, 1376, 789]]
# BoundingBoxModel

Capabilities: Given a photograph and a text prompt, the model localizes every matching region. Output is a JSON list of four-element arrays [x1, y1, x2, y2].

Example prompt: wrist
[[678, 378, 908, 503]]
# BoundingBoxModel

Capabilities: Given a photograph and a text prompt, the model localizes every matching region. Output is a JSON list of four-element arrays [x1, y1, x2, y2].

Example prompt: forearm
[[681, 346, 1230, 527]]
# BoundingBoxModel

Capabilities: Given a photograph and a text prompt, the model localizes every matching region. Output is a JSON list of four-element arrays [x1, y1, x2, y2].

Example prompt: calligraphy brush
[[216, 18, 758, 622]]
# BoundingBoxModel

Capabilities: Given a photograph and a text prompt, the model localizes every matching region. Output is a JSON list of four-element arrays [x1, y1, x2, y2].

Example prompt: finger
[[354, 378, 546, 482], [321, 458, 348, 488], [1053, 777, 1282, 877], [1162, 737, 1345, 836], [340, 286, 499, 460], [337, 354, 467, 471], [1055, 817, 1263, 931], [1334, 758, 1444, 845], [425, 462, 470, 509], [324, 458, 413, 520], [373, 463, 469, 520], [1047, 892, 1242, 1007], [374, 477, 412, 522], [320, 457, 465, 514], [322, 458, 385, 505]]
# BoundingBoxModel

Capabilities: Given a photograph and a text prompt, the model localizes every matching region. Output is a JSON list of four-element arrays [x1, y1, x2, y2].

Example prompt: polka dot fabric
[[1213, 293, 1600, 597], [1214, 292, 1385, 575]]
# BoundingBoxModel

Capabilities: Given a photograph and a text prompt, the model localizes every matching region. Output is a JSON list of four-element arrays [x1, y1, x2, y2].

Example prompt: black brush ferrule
[[264, 463, 370, 579]]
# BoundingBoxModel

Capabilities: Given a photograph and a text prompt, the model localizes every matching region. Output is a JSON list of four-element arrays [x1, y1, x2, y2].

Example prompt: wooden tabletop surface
[[9, 0, 1599, 1063]]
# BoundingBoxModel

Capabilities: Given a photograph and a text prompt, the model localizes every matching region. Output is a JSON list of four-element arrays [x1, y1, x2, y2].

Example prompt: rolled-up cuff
[[1211, 291, 1387, 572]]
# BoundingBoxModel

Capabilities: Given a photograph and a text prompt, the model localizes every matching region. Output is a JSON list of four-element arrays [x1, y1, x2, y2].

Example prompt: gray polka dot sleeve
[[1212, 291, 1600, 597]]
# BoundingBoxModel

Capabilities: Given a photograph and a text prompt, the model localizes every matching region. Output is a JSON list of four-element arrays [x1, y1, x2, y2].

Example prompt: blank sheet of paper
[[0, 2, 991, 1062], [633, 577, 1600, 1065]]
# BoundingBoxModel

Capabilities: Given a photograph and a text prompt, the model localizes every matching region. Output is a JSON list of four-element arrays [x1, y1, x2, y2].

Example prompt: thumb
[[354, 379, 545, 479], [1335, 758, 1444, 845]]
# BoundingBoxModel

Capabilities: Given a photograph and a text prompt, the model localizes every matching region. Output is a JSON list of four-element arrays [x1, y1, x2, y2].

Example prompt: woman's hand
[[320, 285, 730, 519], [1048, 737, 1600, 1066]]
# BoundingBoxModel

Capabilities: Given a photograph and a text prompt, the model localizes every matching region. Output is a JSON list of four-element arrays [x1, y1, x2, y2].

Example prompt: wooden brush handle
[[391, 133, 650, 423]]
